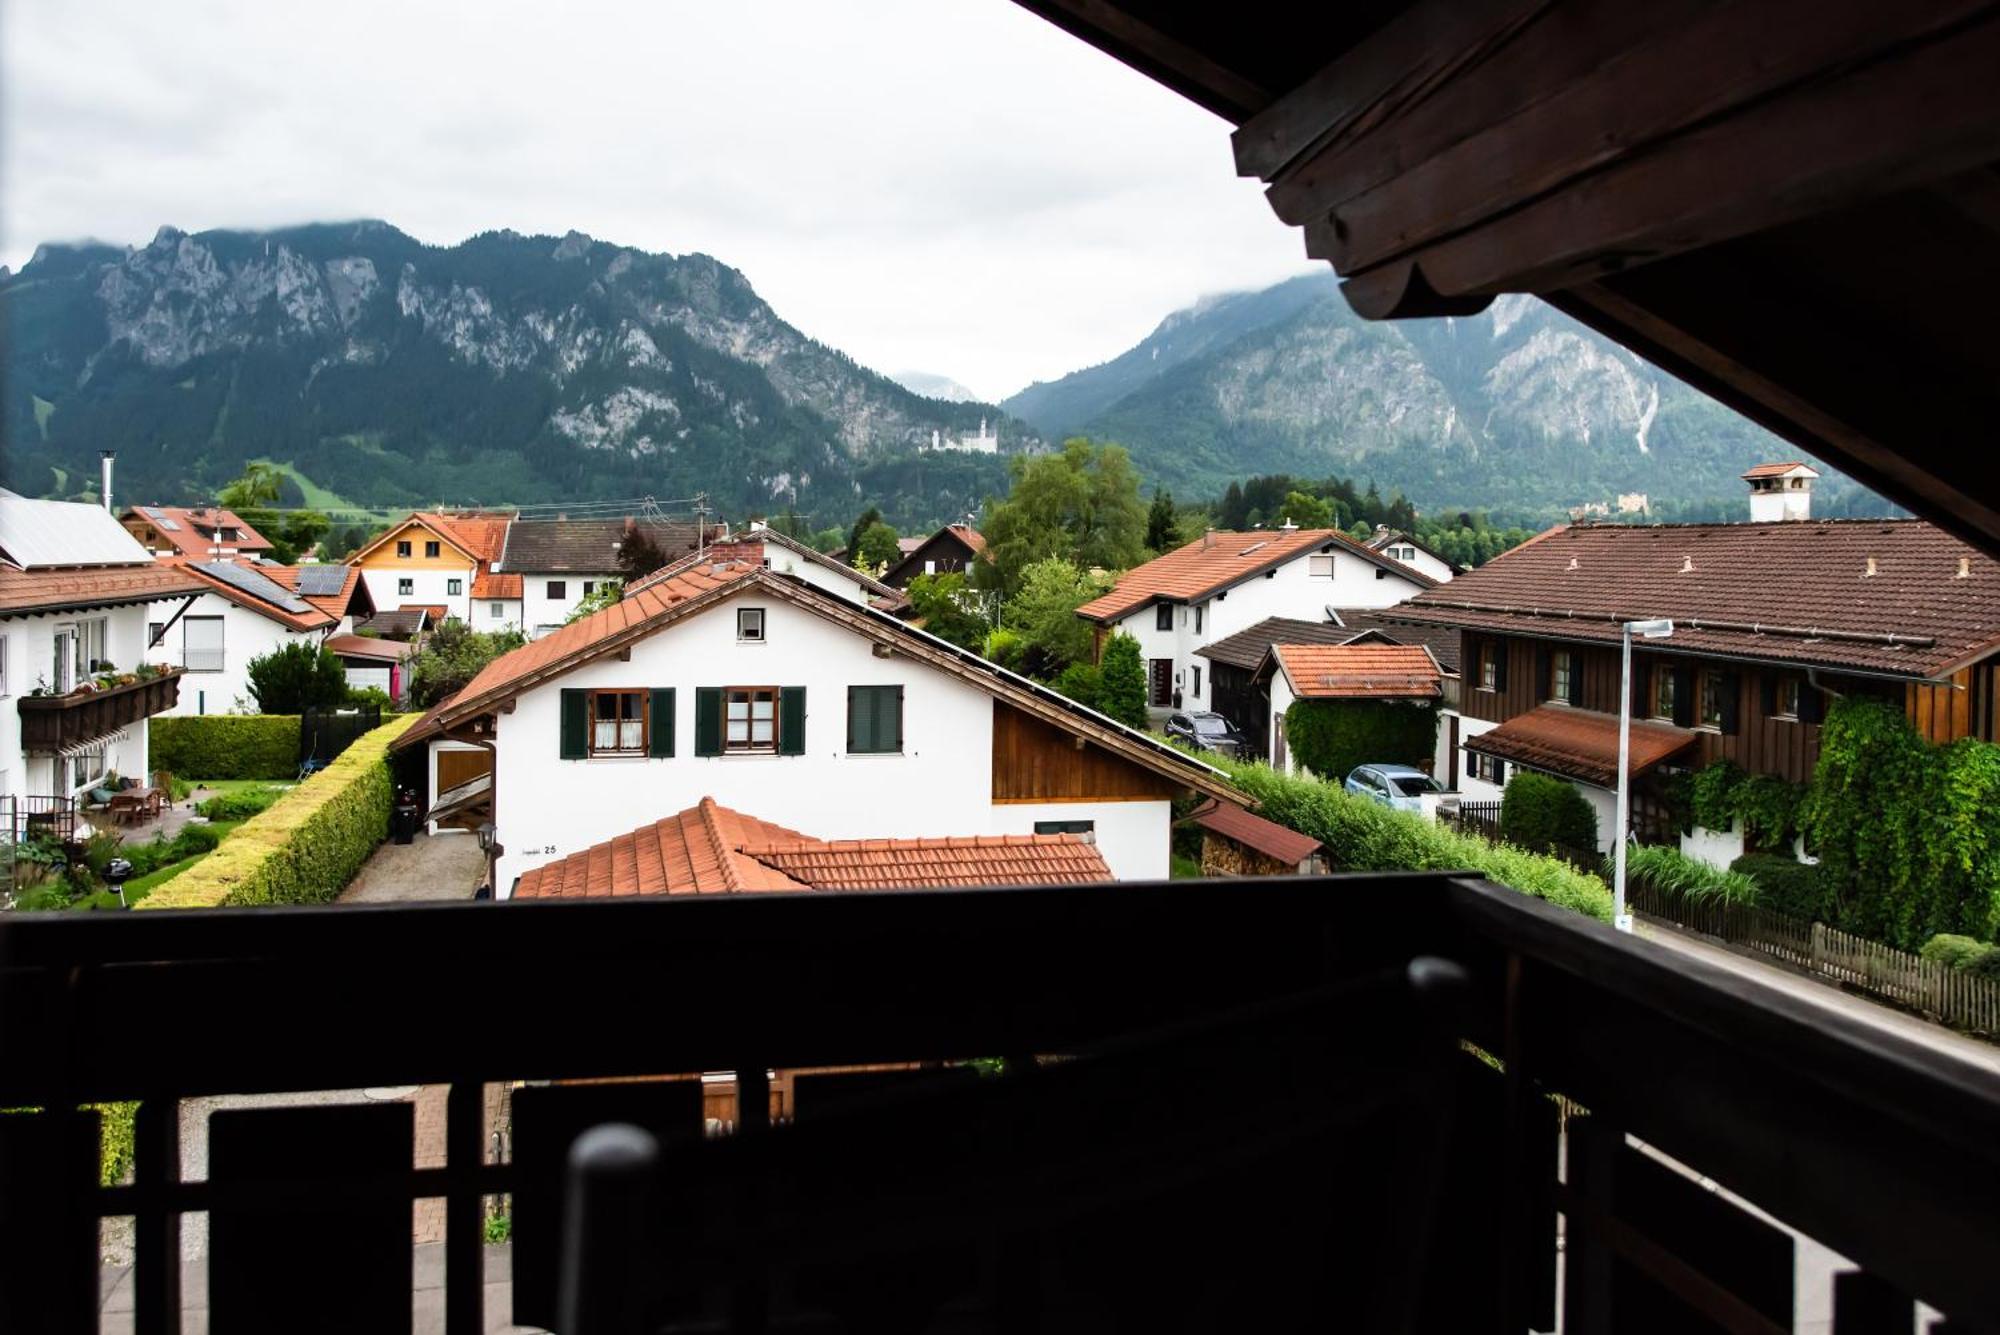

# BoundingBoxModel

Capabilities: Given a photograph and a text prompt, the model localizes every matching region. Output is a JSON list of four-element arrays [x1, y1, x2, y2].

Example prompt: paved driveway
[[340, 829, 486, 903]]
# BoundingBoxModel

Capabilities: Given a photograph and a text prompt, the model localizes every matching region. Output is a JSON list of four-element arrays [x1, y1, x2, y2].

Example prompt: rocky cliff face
[[1005, 274, 1815, 512], [3, 222, 1031, 526]]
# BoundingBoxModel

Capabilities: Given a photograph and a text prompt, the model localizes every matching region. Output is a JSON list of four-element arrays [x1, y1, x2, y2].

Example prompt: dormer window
[[425, 540, 441, 559], [396, 540, 412, 558]]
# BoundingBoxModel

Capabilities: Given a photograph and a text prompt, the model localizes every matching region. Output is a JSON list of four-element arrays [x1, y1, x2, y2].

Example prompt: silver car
[[1344, 764, 1443, 813]]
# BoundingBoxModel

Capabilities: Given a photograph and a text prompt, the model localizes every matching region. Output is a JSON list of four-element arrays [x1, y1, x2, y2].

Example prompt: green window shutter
[[648, 688, 675, 757], [694, 687, 721, 757], [560, 689, 588, 760], [888, 685, 903, 753], [1799, 683, 1825, 725], [779, 686, 807, 756], [847, 685, 866, 753], [847, 685, 903, 754], [1760, 675, 1778, 717], [1567, 660, 1584, 708]]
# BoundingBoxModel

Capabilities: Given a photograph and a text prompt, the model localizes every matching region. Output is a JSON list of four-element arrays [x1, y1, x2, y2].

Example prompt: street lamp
[[1615, 618, 1674, 933]]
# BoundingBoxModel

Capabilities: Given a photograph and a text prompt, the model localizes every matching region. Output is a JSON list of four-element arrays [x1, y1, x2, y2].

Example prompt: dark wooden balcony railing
[[15, 668, 185, 755], [2, 874, 1998, 1333]]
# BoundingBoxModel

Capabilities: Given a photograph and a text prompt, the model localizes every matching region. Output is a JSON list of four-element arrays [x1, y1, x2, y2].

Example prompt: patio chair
[[555, 954, 1473, 1335], [106, 793, 145, 827]]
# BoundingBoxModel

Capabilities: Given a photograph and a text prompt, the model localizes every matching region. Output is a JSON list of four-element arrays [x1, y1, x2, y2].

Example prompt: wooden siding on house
[[354, 521, 476, 571], [1907, 667, 1994, 744], [991, 702, 1181, 804]]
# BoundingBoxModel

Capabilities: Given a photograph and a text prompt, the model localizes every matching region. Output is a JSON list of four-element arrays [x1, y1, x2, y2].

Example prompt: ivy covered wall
[[1283, 699, 1438, 783]]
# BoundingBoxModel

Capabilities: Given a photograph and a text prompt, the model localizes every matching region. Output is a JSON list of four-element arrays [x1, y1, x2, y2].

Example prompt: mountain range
[[4, 221, 1867, 531], [2, 222, 1031, 529]]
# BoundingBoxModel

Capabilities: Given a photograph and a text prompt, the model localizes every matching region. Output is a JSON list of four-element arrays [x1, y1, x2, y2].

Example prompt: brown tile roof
[[497, 518, 708, 573], [1465, 705, 1698, 789], [170, 560, 338, 633], [1741, 461, 1818, 480], [1075, 529, 1436, 624], [1198, 612, 1461, 674], [401, 604, 450, 622], [355, 610, 428, 638], [512, 797, 1113, 898], [119, 505, 274, 557], [1271, 644, 1442, 699], [1186, 798, 1322, 866], [324, 633, 413, 662], [0, 562, 206, 618], [471, 570, 522, 600], [1389, 520, 2000, 679], [261, 564, 367, 620]]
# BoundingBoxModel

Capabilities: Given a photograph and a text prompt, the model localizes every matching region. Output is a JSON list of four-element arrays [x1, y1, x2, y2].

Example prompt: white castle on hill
[[926, 418, 999, 455]]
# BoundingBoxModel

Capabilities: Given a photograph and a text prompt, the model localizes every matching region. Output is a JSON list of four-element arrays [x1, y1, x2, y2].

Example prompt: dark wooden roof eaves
[[499, 519, 705, 573], [1186, 798, 1323, 865], [1197, 612, 1461, 673], [1390, 520, 2000, 679], [1464, 705, 1698, 790]]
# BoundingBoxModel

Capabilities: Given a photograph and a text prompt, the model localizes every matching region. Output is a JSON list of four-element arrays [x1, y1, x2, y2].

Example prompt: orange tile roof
[[1075, 529, 1435, 624], [471, 570, 522, 599], [170, 562, 338, 633], [1740, 461, 1818, 479], [1464, 705, 1697, 789], [119, 505, 274, 558], [425, 512, 511, 562], [0, 562, 206, 618], [1186, 798, 1322, 866], [261, 563, 366, 620], [513, 797, 1112, 899], [1271, 644, 1442, 699]]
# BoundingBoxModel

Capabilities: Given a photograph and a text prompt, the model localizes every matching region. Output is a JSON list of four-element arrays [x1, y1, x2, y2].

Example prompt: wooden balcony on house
[[2, 874, 1997, 1333], [15, 669, 184, 755]]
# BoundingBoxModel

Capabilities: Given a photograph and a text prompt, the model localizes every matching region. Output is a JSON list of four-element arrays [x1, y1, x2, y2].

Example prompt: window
[[547, 581, 567, 599], [725, 687, 780, 753], [847, 685, 903, 754], [148, 622, 164, 649], [1774, 677, 1801, 719], [1308, 554, 1334, 578], [1479, 643, 1498, 692], [1550, 651, 1573, 704], [1699, 670, 1725, 729], [221, 527, 240, 542], [396, 540, 412, 558], [1034, 819, 1095, 837], [1156, 604, 1173, 631], [490, 602, 506, 618], [583, 581, 595, 596], [1194, 604, 1204, 634], [1392, 545, 1417, 561], [1652, 668, 1677, 721], [447, 578, 463, 596], [737, 608, 766, 642], [68, 745, 108, 793], [1191, 664, 1202, 697], [0, 632, 8, 696], [398, 578, 414, 597], [183, 617, 224, 672], [1470, 753, 1506, 785], [424, 540, 441, 558], [73, 617, 108, 675], [589, 690, 647, 756], [924, 559, 936, 575]]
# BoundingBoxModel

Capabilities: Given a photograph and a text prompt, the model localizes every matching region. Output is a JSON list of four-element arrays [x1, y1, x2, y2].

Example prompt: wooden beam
[[1313, 7, 2000, 296], [1013, 0, 1274, 122]]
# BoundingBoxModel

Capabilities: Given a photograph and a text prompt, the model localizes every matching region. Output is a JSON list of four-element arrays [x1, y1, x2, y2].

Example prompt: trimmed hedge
[[1283, 697, 1438, 783], [1209, 755, 1613, 922], [150, 715, 300, 780], [1730, 852, 1832, 921], [1499, 772, 1598, 857], [141, 715, 417, 909]]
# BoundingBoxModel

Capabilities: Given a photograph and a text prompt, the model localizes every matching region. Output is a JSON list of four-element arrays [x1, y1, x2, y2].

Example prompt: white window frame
[[737, 608, 766, 642], [447, 578, 463, 596], [0, 632, 8, 697], [183, 616, 225, 673], [398, 578, 414, 597]]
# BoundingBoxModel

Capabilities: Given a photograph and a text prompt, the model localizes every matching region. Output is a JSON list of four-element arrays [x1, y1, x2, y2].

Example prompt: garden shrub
[[1687, 761, 1806, 848], [150, 715, 300, 780], [245, 642, 349, 713], [1730, 853, 1831, 921], [1282, 698, 1437, 783], [1096, 633, 1148, 729], [1918, 933, 1997, 971], [195, 784, 287, 822], [141, 715, 416, 909], [1209, 755, 1613, 922], [1970, 949, 2000, 981], [1499, 772, 1598, 857], [120, 822, 224, 878], [1050, 662, 1102, 712], [1627, 844, 1759, 905]]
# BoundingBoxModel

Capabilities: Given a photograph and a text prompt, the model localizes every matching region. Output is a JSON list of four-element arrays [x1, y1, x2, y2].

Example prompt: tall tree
[[1145, 489, 1182, 553], [904, 572, 989, 650], [616, 530, 670, 579], [1096, 633, 1147, 728], [407, 621, 528, 708], [1004, 557, 1104, 673], [853, 521, 903, 572], [846, 506, 884, 558], [217, 462, 283, 510], [981, 438, 1146, 592], [1276, 491, 1333, 529], [1219, 481, 1248, 529]]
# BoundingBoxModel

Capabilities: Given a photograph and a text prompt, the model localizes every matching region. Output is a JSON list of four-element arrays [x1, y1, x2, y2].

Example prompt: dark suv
[[1164, 711, 1246, 756]]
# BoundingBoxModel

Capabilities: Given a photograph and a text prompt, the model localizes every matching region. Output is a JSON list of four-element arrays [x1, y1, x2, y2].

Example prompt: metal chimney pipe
[[100, 451, 115, 513]]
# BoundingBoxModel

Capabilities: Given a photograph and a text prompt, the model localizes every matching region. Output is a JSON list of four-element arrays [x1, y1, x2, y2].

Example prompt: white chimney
[[1745, 462, 1818, 522], [100, 451, 115, 513]]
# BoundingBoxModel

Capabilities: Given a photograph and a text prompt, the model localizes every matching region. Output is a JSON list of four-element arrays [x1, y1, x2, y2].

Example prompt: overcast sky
[[1, 0, 1319, 400]]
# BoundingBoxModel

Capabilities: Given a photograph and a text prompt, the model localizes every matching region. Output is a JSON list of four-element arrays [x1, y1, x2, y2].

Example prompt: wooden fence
[[1449, 800, 1503, 840], [1445, 801, 1603, 876], [1630, 880, 2000, 1037]]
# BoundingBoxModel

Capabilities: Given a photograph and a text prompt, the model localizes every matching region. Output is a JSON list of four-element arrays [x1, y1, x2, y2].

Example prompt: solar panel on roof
[[295, 565, 348, 596], [141, 506, 182, 531], [195, 560, 315, 614]]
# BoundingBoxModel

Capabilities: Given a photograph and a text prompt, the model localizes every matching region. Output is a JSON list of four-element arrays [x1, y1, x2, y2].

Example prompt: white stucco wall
[[358, 566, 477, 622], [1105, 542, 1429, 721], [1269, 673, 1297, 774], [148, 593, 321, 715], [519, 573, 615, 637], [1453, 715, 1506, 803], [1375, 543, 1456, 584], [0, 605, 161, 803], [487, 588, 1174, 892]]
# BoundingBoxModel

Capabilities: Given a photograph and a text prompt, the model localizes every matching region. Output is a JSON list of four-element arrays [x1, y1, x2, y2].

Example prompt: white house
[[146, 561, 342, 716], [630, 529, 910, 614], [497, 517, 711, 637], [1075, 528, 1437, 719], [1, 493, 205, 816], [1361, 528, 1462, 584], [395, 552, 1242, 895], [1251, 642, 1445, 780], [349, 512, 513, 628]]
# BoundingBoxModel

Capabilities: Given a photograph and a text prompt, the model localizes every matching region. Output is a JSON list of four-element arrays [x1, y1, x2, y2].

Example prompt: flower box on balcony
[[17, 668, 185, 755]]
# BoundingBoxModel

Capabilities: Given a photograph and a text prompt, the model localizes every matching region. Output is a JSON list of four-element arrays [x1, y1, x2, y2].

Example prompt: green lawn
[[250, 454, 396, 523], [122, 820, 245, 901]]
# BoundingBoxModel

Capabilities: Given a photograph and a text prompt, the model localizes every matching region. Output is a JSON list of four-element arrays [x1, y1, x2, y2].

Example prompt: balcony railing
[[2, 874, 1998, 1332], [15, 668, 185, 755]]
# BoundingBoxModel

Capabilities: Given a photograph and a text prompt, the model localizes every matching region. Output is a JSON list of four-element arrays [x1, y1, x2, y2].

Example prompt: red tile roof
[[119, 506, 274, 558], [1464, 705, 1697, 789], [1390, 520, 2000, 679], [1270, 644, 1442, 699], [1741, 461, 1818, 479], [261, 564, 367, 620], [169, 561, 338, 632], [0, 562, 207, 618], [1186, 799, 1322, 866], [1075, 528, 1435, 624], [513, 797, 1113, 898], [471, 570, 522, 599]]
